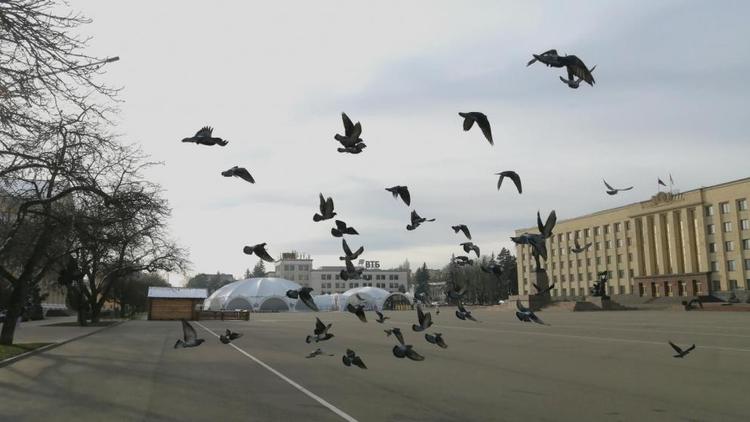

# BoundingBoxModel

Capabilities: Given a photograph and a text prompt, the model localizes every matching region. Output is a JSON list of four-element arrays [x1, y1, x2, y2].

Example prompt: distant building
[[274, 252, 410, 295], [514, 177, 750, 299], [147, 287, 208, 320]]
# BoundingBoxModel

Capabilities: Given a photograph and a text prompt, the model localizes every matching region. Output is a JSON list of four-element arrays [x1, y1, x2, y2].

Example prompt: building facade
[[273, 252, 410, 295], [514, 177, 750, 299]]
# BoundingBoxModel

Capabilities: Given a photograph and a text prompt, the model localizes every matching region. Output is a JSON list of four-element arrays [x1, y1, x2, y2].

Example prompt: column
[[642, 216, 656, 276], [682, 208, 698, 273], [668, 211, 684, 274], [655, 213, 671, 274]]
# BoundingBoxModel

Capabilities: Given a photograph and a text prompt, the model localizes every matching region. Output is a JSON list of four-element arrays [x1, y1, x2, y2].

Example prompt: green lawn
[[0, 343, 52, 361]]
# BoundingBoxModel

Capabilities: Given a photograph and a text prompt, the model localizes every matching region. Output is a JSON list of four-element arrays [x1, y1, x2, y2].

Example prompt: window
[[744, 239, 750, 250], [629, 269, 634, 277], [726, 241, 735, 251], [615, 223, 621, 233], [628, 253, 633, 261], [618, 270, 624, 278], [587, 272, 592, 280], [724, 222, 733, 233], [562, 288, 567, 296], [712, 280, 721, 291], [711, 261, 718, 272], [747, 279, 750, 290], [616, 239, 623, 248], [551, 249, 556, 257], [586, 258, 591, 266], [625, 221, 630, 231], [604, 225, 610, 234], [594, 227, 601, 236], [619, 286, 625, 294], [745, 259, 750, 271], [575, 230, 581, 239], [561, 275, 566, 282], [606, 256, 612, 265], [727, 260, 737, 272], [739, 199, 749, 211], [627, 237, 632, 246], [605, 240, 612, 249], [729, 280, 738, 290], [394, 275, 399, 280], [567, 232, 573, 240], [741, 219, 750, 230], [584, 228, 590, 237], [617, 254, 622, 263], [577, 259, 582, 267], [596, 257, 601, 265], [709, 242, 717, 253], [720, 202, 731, 214], [705, 205, 714, 216], [707, 224, 716, 234], [335, 274, 340, 280]]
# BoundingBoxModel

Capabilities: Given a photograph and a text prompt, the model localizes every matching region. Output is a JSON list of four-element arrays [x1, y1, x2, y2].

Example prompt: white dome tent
[[203, 277, 302, 312], [338, 287, 412, 311]]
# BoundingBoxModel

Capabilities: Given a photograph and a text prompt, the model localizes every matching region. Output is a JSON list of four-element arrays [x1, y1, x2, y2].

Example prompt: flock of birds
[[174, 49, 696, 361]]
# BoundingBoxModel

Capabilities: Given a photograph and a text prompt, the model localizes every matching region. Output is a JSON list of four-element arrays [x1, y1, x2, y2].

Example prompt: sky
[[68, 0, 750, 285]]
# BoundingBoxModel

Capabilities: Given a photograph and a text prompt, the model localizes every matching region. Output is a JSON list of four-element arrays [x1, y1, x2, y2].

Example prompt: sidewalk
[[1, 316, 112, 344]]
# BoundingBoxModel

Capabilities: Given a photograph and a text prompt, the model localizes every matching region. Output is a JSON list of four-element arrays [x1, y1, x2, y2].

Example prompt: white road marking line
[[195, 322, 358, 422]]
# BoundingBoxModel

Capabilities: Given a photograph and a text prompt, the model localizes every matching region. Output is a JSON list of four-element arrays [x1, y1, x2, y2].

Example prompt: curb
[[0, 320, 126, 369]]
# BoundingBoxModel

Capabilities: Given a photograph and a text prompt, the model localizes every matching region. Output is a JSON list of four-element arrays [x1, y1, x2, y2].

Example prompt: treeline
[[413, 247, 518, 305], [0, 0, 188, 344]]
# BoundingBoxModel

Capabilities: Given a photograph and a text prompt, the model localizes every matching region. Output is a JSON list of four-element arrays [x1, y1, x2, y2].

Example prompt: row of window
[[319, 282, 404, 290], [549, 222, 631, 245], [705, 199, 748, 216], [711, 259, 750, 272], [707, 220, 750, 234], [523, 286, 627, 296], [281, 264, 311, 271], [319, 273, 401, 281], [710, 239, 750, 253]]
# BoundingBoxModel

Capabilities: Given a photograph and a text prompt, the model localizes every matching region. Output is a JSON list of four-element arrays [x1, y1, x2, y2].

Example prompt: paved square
[[1, 308, 749, 421]]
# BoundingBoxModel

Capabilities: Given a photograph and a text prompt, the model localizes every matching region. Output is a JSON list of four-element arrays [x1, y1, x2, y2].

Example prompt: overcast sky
[[70, 1, 750, 285]]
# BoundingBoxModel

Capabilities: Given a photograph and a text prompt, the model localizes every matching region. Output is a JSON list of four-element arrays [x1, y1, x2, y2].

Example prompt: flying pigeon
[[342, 348, 367, 369], [339, 259, 363, 281], [375, 310, 389, 323], [346, 303, 368, 323], [242, 243, 275, 263], [406, 210, 435, 231], [513, 210, 556, 270], [334, 113, 365, 148], [221, 166, 255, 183], [495, 171, 522, 194], [460, 242, 480, 258], [412, 303, 433, 332], [384, 327, 405, 344], [683, 298, 703, 311], [338, 143, 367, 154], [515, 300, 548, 325], [533, 282, 555, 296], [306, 317, 334, 343], [219, 329, 243, 344], [570, 238, 592, 254], [454, 255, 474, 266], [455, 301, 478, 322], [386, 186, 411, 206], [313, 193, 336, 221], [559, 65, 597, 89], [480, 262, 503, 278], [459, 112, 493, 145], [181, 126, 228, 146], [306, 348, 335, 358], [331, 220, 359, 238], [424, 332, 447, 349], [527, 49, 596, 87], [339, 238, 364, 261], [603, 179, 633, 196], [446, 283, 467, 301], [668, 341, 696, 358], [451, 224, 472, 240], [286, 287, 319, 311], [391, 330, 425, 361], [174, 320, 205, 348]]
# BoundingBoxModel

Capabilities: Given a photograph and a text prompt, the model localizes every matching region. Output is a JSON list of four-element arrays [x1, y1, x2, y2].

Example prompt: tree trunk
[[0, 279, 28, 345]]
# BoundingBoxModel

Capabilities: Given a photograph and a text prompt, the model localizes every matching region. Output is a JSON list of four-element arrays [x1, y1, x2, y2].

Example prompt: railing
[[196, 310, 250, 321]]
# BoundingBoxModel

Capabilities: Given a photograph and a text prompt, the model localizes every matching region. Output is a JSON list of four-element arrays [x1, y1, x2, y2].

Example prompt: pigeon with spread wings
[[495, 171, 522, 194], [452, 224, 472, 240], [243, 243, 275, 263], [306, 317, 334, 343], [339, 238, 364, 261], [527, 49, 595, 87], [181, 126, 228, 146], [603, 179, 633, 196], [313, 193, 336, 221], [668, 341, 696, 358], [570, 238, 592, 254], [174, 320, 205, 348], [286, 287, 319, 311], [386, 186, 411, 206], [459, 112, 493, 145], [515, 300, 548, 325], [406, 210, 435, 231], [221, 166, 255, 183], [412, 303, 433, 332], [331, 220, 359, 238]]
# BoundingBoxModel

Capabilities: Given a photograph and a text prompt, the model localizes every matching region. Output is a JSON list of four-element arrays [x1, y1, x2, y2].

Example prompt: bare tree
[[0, 0, 120, 344]]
